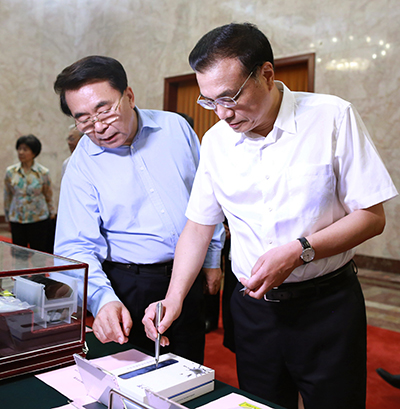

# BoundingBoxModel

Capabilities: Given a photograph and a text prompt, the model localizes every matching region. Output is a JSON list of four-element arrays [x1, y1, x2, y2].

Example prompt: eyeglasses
[[197, 70, 254, 110], [74, 93, 124, 133]]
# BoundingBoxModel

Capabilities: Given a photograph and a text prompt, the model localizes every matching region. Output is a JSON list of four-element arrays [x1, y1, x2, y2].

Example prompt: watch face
[[301, 248, 315, 263]]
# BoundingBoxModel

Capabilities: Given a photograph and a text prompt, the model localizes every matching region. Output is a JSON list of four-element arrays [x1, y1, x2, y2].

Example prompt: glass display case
[[0, 241, 88, 379]]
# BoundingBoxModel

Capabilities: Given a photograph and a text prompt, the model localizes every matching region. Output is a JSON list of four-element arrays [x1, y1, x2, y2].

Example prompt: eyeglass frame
[[74, 92, 124, 133], [196, 69, 255, 110]]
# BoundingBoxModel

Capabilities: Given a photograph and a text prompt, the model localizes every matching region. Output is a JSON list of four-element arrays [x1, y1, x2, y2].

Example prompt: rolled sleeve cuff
[[202, 222, 225, 269], [89, 287, 122, 317], [203, 250, 221, 269]]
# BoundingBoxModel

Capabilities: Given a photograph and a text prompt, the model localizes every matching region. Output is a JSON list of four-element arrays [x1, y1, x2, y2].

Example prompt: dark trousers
[[10, 218, 54, 253], [103, 261, 205, 364], [221, 237, 236, 352], [231, 263, 367, 409]]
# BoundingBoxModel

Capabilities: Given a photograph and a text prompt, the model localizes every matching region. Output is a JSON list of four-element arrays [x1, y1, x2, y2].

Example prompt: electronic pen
[[155, 301, 163, 368]]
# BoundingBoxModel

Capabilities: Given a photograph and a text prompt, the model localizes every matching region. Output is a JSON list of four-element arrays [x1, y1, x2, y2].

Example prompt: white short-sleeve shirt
[[186, 82, 398, 283]]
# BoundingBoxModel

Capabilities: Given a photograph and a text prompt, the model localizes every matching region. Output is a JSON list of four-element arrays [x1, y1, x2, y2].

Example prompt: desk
[[0, 332, 285, 409]]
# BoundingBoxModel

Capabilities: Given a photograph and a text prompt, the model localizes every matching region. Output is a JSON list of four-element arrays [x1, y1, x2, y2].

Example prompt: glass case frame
[[0, 241, 88, 379]]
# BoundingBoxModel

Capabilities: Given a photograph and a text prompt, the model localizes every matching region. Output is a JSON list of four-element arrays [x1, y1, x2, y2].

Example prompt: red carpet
[[204, 326, 239, 388], [367, 325, 400, 408], [205, 323, 400, 408]]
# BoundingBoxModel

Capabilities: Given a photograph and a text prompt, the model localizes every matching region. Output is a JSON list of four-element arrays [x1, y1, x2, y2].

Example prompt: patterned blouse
[[4, 162, 54, 224]]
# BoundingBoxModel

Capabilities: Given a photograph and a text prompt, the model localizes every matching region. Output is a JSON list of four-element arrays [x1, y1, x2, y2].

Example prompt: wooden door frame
[[163, 53, 315, 111], [274, 53, 315, 92]]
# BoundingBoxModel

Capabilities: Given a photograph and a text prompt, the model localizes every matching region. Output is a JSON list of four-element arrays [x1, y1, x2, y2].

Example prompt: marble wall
[[0, 0, 398, 260]]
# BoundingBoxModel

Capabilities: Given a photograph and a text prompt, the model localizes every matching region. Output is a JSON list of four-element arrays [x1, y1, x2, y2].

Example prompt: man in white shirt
[[143, 23, 398, 409]]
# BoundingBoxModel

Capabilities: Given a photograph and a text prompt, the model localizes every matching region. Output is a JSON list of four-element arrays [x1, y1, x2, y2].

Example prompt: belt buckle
[[263, 287, 280, 303]]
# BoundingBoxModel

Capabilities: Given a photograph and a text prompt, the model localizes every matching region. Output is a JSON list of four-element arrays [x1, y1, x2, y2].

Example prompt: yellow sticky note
[[239, 402, 263, 409]]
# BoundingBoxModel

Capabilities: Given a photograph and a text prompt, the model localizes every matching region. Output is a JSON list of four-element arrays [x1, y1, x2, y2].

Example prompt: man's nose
[[214, 104, 234, 121], [93, 119, 109, 132]]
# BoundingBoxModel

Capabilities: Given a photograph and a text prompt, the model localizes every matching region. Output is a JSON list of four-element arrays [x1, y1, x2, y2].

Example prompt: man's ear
[[126, 87, 135, 108], [260, 62, 275, 89]]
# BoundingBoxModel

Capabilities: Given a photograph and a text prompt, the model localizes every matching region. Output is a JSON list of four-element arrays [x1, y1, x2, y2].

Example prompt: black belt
[[103, 260, 173, 276], [262, 260, 357, 302]]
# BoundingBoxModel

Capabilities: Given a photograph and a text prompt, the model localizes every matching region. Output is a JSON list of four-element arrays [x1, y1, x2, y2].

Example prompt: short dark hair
[[54, 55, 128, 116], [16, 134, 42, 157], [189, 22, 274, 76]]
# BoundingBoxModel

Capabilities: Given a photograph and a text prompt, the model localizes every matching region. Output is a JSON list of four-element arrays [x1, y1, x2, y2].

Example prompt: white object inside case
[[13, 272, 78, 328]]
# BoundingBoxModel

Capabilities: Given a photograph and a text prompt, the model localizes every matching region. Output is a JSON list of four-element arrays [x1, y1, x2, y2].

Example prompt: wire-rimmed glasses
[[196, 70, 254, 110], [74, 93, 124, 134]]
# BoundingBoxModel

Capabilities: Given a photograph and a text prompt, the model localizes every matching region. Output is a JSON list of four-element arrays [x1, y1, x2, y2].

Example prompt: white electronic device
[[112, 353, 214, 405], [74, 353, 207, 409]]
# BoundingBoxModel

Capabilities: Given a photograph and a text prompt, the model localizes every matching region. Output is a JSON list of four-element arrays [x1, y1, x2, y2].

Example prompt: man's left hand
[[92, 301, 132, 344], [240, 241, 302, 299], [203, 267, 222, 295]]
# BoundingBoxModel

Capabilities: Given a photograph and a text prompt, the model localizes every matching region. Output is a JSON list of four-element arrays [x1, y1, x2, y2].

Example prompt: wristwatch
[[297, 237, 315, 263]]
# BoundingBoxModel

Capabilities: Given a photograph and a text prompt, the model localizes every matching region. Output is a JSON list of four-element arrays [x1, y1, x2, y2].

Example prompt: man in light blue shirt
[[53, 55, 224, 363]]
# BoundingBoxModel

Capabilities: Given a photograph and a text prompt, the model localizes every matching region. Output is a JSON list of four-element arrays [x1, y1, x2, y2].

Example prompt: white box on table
[[111, 352, 215, 405]]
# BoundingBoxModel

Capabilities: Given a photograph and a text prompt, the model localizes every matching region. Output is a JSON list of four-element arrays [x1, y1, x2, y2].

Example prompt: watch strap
[[297, 237, 315, 263], [297, 237, 311, 250]]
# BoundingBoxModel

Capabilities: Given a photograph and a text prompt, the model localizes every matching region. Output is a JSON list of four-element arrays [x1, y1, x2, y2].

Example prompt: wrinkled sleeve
[[202, 222, 225, 268], [54, 162, 120, 317], [182, 121, 225, 269], [334, 104, 398, 212]]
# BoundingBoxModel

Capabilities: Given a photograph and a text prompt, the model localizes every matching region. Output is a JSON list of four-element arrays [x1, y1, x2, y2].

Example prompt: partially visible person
[[177, 112, 221, 334], [4, 134, 55, 253], [376, 368, 400, 389], [221, 218, 236, 351], [177, 112, 195, 129], [61, 126, 84, 178]]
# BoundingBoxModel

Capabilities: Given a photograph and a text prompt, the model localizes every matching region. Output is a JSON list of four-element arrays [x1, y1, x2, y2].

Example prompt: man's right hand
[[92, 301, 132, 344], [142, 298, 182, 347]]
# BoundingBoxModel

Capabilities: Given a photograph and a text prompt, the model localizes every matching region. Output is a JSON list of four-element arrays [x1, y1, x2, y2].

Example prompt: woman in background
[[4, 134, 55, 253]]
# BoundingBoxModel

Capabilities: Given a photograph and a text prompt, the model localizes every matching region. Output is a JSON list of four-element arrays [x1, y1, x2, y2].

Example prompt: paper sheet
[[197, 392, 275, 409], [35, 348, 150, 407]]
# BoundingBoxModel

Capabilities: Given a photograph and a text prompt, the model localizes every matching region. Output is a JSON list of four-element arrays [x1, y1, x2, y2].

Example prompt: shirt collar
[[273, 81, 297, 135], [234, 80, 297, 146], [17, 161, 39, 173], [133, 107, 162, 143]]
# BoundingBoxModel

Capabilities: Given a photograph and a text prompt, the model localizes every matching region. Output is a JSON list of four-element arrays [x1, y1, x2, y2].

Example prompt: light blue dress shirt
[[55, 108, 224, 316]]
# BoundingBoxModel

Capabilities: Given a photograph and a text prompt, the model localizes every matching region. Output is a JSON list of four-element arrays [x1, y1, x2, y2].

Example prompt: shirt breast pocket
[[285, 164, 336, 221]]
